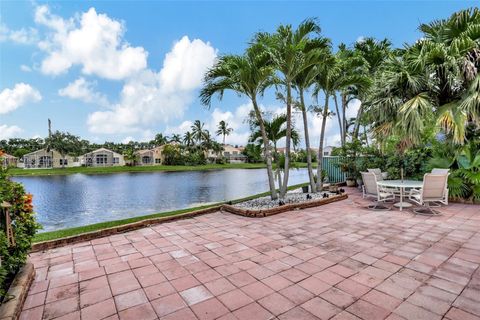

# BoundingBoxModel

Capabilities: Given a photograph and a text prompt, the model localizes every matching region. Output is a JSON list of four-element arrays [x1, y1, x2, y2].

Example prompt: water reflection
[[13, 169, 309, 232]]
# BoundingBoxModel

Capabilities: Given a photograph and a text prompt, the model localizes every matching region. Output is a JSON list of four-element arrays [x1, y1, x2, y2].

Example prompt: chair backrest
[[361, 172, 378, 196], [367, 168, 383, 181], [431, 168, 449, 175], [422, 173, 448, 200]]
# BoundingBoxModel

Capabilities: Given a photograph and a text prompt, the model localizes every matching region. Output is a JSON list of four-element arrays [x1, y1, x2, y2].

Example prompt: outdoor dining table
[[376, 179, 423, 211]]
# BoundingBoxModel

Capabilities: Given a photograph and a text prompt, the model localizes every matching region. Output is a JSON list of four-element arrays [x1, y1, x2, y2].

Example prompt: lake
[[13, 168, 309, 232]]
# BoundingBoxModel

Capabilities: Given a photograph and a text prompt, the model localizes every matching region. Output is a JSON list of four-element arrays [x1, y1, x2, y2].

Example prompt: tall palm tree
[[183, 131, 195, 147], [255, 18, 324, 198], [293, 38, 331, 193], [216, 120, 233, 145], [200, 44, 278, 200], [314, 53, 370, 190]]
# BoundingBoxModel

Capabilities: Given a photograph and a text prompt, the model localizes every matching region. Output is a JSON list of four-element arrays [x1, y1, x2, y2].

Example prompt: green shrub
[[0, 167, 41, 301]]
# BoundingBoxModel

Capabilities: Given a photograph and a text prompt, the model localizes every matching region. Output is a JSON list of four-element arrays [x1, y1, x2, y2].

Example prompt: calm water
[[13, 169, 309, 232]]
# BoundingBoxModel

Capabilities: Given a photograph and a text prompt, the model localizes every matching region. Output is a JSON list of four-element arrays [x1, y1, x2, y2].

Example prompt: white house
[[222, 145, 247, 163], [82, 148, 125, 167]]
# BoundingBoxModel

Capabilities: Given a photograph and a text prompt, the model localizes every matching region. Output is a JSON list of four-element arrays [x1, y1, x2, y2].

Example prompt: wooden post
[[1, 201, 15, 247]]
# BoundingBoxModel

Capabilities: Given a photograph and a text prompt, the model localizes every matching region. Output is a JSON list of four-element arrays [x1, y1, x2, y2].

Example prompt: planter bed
[[0, 264, 35, 320], [222, 192, 348, 217]]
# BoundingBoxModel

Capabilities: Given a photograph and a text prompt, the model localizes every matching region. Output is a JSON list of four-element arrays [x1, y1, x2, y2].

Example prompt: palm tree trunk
[[333, 93, 344, 147], [352, 104, 363, 142], [299, 89, 316, 193], [342, 93, 347, 144], [281, 83, 292, 198], [252, 97, 278, 200], [316, 93, 329, 191]]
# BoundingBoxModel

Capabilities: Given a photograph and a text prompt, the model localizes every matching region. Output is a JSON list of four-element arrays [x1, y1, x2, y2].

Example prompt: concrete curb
[[221, 193, 348, 217], [0, 263, 35, 320]]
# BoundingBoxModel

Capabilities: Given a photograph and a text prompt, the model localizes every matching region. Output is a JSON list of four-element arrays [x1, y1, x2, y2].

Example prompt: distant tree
[[45, 131, 82, 168], [216, 120, 233, 145], [191, 120, 207, 143], [123, 148, 136, 166], [183, 131, 195, 147], [170, 134, 182, 143], [151, 133, 168, 146]]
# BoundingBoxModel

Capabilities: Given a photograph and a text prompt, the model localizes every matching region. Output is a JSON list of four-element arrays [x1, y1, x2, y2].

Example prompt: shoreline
[[8, 162, 312, 177]]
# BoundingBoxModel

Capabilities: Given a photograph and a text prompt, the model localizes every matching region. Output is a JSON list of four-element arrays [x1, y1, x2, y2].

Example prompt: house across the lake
[[135, 149, 154, 165], [0, 152, 18, 168], [82, 148, 125, 167], [22, 149, 76, 169], [222, 145, 247, 163]]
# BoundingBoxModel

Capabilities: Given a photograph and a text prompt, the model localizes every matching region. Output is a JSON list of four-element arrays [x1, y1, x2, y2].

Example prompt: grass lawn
[[33, 182, 309, 243], [9, 162, 312, 176]]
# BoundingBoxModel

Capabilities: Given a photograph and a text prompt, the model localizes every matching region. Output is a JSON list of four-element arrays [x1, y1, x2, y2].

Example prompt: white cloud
[[165, 120, 194, 136], [20, 65, 32, 72], [356, 36, 365, 43], [59, 77, 109, 107], [345, 99, 361, 120], [122, 136, 135, 144], [0, 83, 42, 114], [87, 36, 217, 134], [35, 5, 147, 79], [0, 125, 23, 139], [0, 23, 38, 44]]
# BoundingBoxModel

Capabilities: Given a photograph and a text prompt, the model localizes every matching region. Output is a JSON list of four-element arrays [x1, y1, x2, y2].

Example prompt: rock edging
[[221, 193, 348, 217], [0, 263, 35, 320], [31, 206, 221, 252]]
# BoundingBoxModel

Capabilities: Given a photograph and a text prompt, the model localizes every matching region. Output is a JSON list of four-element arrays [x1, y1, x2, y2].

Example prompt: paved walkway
[[21, 189, 480, 320]]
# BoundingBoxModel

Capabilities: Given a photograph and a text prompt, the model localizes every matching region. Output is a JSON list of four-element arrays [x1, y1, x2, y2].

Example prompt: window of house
[[113, 157, 119, 164], [60, 158, 68, 165], [142, 156, 152, 164], [96, 154, 108, 164], [324, 152, 329, 156], [155, 158, 161, 164], [233, 151, 238, 155]]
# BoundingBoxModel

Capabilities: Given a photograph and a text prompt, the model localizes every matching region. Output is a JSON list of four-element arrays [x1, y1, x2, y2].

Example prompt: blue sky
[[0, 0, 477, 146]]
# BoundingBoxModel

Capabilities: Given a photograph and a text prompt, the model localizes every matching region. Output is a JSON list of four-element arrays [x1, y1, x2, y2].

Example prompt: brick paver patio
[[22, 188, 480, 319]]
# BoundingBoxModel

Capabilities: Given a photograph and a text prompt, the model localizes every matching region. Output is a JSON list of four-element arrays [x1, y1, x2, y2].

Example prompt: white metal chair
[[409, 173, 448, 215], [361, 172, 396, 210], [367, 168, 384, 181], [431, 169, 450, 205]]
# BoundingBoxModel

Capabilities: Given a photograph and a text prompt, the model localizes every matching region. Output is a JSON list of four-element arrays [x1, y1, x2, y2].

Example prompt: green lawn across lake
[[9, 162, 311, 176]]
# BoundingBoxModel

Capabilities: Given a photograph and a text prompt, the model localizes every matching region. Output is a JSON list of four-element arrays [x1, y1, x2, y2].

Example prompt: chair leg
[[367, 200, 391, 211], [413, 202, 441, 215]]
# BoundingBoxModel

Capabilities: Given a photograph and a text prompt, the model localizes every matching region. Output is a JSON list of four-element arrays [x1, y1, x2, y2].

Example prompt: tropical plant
[[191, 120, 207, 144], [200, 44, 278, 199], [183, 131, 195, 147], [249, 114, 300, 190], [0, 168, 40, 300]]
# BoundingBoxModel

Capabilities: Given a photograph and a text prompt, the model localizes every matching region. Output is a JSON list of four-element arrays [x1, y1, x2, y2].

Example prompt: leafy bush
[[293, 149, 317, 163], [0, 167, 41, 301]]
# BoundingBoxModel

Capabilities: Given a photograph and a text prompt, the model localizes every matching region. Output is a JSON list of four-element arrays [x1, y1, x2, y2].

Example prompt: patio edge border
[[221, 193, 348, 217], [31, 206, 221, 252], [0, 263, 35, 320]]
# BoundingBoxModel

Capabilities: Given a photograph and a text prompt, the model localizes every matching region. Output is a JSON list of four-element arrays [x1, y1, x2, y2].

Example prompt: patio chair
[[431, 169, 450, 205], [367, 168, 385, 181], [361, 172, 395, 210], [408, 173, 448, 215]]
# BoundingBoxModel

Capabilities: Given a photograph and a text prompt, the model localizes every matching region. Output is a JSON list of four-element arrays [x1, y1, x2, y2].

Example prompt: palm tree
[[170, 134, 182, 143], [183, 131, 195, 147], [366, 8, 480, 146], [255, 18, 324, 198], [314, 52, 370, 190], [293, 38, 331, 193], [152, 133, 168, 146], [191, 120, 206, 144], [216, 120, 233, 145], [249, 114, 300, 190], [200, 44, 278, 200]]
